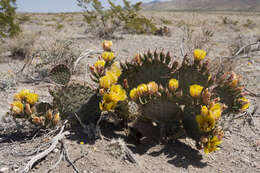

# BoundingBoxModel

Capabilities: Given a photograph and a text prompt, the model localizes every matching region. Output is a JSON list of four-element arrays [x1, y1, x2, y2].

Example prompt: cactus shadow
[[149, 140, 207, 168]]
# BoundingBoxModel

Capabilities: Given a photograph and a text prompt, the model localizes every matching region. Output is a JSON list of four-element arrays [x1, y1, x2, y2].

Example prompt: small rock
[[53, 148, 59, 153], [0, 167, 9, 173]]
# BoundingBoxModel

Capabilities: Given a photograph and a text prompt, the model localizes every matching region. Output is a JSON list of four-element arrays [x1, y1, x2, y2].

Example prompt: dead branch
[[73, 49, 103, 72], [234, 42, 260, 57], [20, 122, 70, 173]]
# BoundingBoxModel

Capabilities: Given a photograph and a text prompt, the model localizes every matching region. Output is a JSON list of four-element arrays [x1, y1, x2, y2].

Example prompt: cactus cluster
[[89, 43, 250, 154], [8, 40, 250, 155], [9, 89, 60, 127]]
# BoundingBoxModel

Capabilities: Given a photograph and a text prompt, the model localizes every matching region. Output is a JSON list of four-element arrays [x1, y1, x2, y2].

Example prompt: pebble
[[0, 167, 9, 173]]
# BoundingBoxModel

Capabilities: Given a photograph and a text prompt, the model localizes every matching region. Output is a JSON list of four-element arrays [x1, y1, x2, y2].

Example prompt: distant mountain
[[142, 0, 260, 11]]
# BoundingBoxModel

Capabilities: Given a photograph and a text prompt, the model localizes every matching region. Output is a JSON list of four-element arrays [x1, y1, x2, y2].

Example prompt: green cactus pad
[[172, 63, 211, 95], [49, 64, 71, 85], [118, 50, 176, 89], [36, 102, 53, 115], [49, 82, 95, 116]]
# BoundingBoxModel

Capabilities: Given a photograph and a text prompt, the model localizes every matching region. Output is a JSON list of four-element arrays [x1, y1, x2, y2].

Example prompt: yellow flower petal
[[168, 78, 179, 92], [136, 84, 148, 97], [25, 93, 38, 105], [196, 114, 215, 132], [147, 81, 158, 94], [238, 97, 250, 111], [11, 101, 24, 114], [201, 106, 208, 116], [190, 84, 204, 98], [194, 49, 206, 61], [99, 75, 113, 89], [209, 103, 222, 120], [94, 60, 106, 68], [102, 51, 115, 61], [130, 88, 138, 101]]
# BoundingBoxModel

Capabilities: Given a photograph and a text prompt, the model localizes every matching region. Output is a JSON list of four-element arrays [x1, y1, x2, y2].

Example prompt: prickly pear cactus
[[9, 89, 62, 128], [90, 43, 250, 154], [118, 50, 177, 89], [48, 63, 100, 124], [49, 64, 71, 85], [49, 82, 96, 115]]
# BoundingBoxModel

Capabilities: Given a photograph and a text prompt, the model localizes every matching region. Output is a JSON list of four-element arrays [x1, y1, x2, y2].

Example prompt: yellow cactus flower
[[110, 85, 127, 101], [99, 75, 113, 89], [11, 101, 24, 115], [106, 70, 118, 83], [204, 136, 222, 154], [130, 88, 138, 101], [147, 81, 158, 95], [209, 103, 222, 120], [230, 79, 238, 88], [190, 84, 204, 98], [45, 109, 53, 120], [99, 101, 116, 111], [136, 84, 148, 97], [110, 62, 122, 77], [102, 40, 112, 51], [13, 93, 22, 101], [53, 112, 61, 126], [25, 93, 38, 105], [238, 97, 250, 111], [99, 85, 127, 111], [94, 60, 106, 68], [201, 106, 208, 116], [196, 114, 215, 132], [194, 49, 206, 61], [102, 51, 115, 61], [168, 78, 179, 92], [14, 89, 30, 101]]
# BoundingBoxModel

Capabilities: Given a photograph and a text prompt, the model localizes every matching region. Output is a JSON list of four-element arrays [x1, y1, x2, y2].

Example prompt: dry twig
[[20, 121, 70, 173]]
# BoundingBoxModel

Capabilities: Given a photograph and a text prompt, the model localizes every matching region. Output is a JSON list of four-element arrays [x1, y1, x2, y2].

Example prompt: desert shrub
[[181, 25, 215, 55], [160, 17, 172, 25], [17, 14, 31, 24], [77, 0, 157, 38], [0, 0, 20, 37], [8, 32, 37, 58]]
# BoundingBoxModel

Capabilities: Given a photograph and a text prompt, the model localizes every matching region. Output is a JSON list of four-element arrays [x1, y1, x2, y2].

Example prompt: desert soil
[[0, 11, 260, 173]]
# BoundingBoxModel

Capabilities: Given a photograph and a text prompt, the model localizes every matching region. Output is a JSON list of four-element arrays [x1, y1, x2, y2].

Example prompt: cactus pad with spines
[[118, 50, 177, 89], [49, 64, 71, 85], [49, 81, 96, 116]]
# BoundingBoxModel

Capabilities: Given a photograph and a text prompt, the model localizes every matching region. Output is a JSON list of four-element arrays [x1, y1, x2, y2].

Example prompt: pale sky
[[16, 0, 156, 13]]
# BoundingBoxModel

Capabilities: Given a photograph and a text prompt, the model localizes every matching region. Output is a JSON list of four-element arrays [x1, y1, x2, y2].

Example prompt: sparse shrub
[[154, 26, 171, 37], [181, 25, 215, 55], [243, 18, 256, 29], [222, 16, 239, 25], [0, 0, 20, 37], [160, 17, 172, 25], [77, 0, 157, 38], [17, 14, 31, 24], [55, 23, 64, 30], [8, 32, 37, 59]]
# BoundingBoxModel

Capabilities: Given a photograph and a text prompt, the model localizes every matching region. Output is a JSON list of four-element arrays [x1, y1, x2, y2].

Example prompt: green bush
[[0, 0, 20, 37], [77, 0, 157, 38]]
